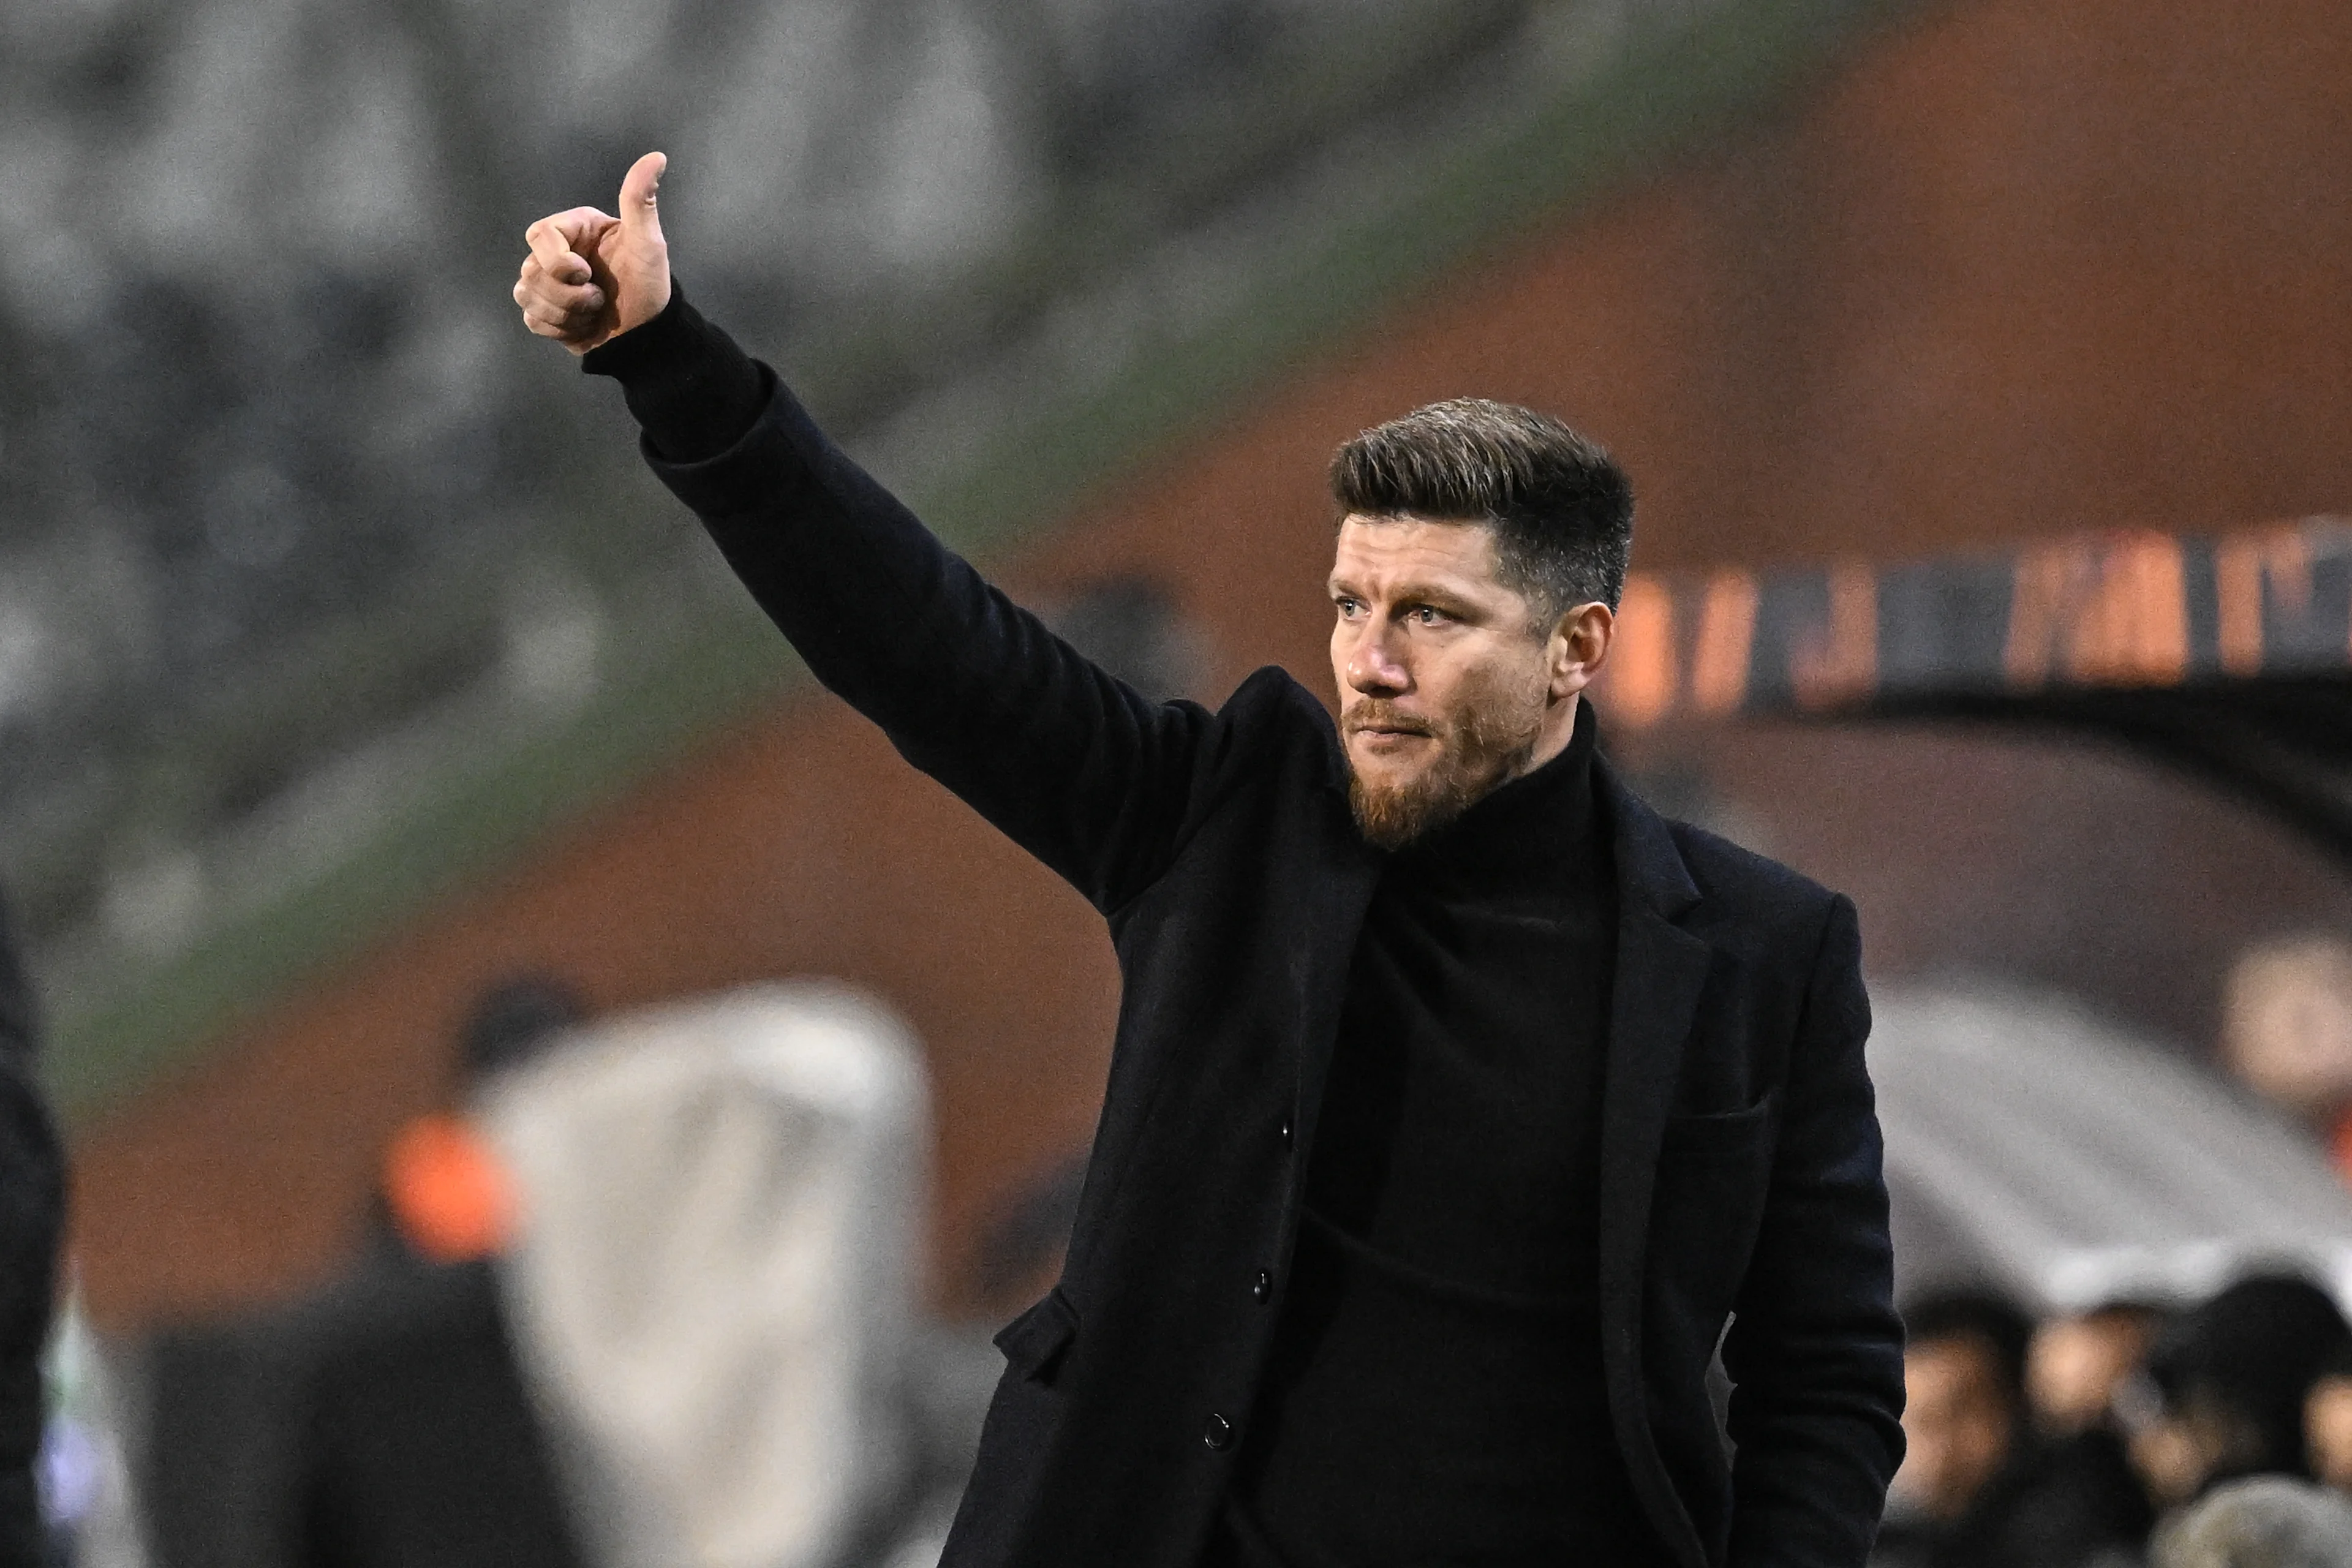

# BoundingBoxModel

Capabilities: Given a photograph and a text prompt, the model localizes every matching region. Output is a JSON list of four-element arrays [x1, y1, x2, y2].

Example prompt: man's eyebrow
[[1325, 571, 1488, 611], [1388, 578, 1482, 612]]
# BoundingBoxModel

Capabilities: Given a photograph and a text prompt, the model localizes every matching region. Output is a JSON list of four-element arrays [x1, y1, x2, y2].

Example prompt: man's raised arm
[[513, 155, 1217, 913]]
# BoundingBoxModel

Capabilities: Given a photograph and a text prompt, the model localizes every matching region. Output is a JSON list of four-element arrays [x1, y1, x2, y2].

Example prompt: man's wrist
[[580, 282, 690, 379], [581, 281, 767, 463]]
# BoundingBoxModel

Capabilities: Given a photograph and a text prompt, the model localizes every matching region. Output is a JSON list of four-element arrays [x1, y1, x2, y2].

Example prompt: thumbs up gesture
[[514, 151, 671, 354]]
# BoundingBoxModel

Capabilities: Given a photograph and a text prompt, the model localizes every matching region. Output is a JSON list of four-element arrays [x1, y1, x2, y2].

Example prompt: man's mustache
[[1343, 701, 1439, 738]]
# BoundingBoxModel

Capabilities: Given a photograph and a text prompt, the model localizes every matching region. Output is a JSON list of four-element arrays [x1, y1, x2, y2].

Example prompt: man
[[2132, 1275, 2352, 1513], [140, 978, 587, 1568], [1876, 1291, 2148, 1568], [1880, 1292, 2033, 1557], [290, 978, 590, 1568], [2304, 1346, 2352, 1496], [512, 152, 1904, 1568], [2029, 1300, 2165, 1441]]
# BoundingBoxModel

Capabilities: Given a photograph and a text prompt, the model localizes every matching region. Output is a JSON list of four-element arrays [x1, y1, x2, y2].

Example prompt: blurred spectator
[[2223, 935, 2352, 1183], [2032, 1303, 2168, 1438], [2131, 1275, 2352, 1513], [1888, 1292, 2034, 1534], [0, 891, 64, 1567], [453, 978, 590, 1084], [288, 1224, 584, 1568], [140, 975, 590, 1568], [475, 982, 932, 1568], [2024, 1301, 2164, 1555], [2303, 1345, 2352, 1496], [292, 976, 590, 1567], [375, 978, 586, 1266], [2150, 1474, 2352, 1568], [1877, 1289, 2152, 1568]]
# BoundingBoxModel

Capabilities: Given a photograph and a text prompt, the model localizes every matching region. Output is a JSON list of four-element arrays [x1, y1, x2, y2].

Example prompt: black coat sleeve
[[0, 893, 62, 1568], [594, 315, 1219, 914], [1721, 894, 1906, 1568]]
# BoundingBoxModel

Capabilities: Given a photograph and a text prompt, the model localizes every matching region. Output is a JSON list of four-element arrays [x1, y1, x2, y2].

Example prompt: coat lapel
[[1594, 758, 1714, 1568]]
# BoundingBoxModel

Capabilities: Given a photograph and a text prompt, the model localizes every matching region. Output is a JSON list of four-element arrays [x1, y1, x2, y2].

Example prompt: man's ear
[[1550, 601, 1615, 698]]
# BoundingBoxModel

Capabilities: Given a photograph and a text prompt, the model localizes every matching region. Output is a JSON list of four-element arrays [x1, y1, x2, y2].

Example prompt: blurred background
[[8, 0, 2352, 1562]]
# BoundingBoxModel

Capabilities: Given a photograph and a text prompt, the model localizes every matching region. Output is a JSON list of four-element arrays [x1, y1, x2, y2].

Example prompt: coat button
[[1253, 1270, 1274, 1303], [1203, 1412, 1235, 1450], [1278, 1116, 1294, 1149]]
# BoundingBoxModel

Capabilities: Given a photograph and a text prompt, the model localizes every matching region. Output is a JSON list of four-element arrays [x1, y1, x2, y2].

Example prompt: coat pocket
[[1660, 1089, 1779, 1161], [1653, 1096, 1781, 1328], [992, 1286, 1079, 1384]]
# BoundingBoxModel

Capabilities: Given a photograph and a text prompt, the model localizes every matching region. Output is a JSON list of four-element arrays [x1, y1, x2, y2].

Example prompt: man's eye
[[1411, 606, 1444, 625], [1335, 597, 1361, 616]]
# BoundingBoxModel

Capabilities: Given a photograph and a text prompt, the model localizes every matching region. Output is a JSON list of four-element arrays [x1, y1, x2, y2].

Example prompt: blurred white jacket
[[481, 984, 929, 1568]]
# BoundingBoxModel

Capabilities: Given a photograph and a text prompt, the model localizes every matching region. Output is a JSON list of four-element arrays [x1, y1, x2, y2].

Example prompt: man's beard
[[1344, 673, 1548, 852]]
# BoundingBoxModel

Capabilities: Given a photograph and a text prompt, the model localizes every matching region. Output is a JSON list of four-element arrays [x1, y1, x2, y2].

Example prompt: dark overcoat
[[141, 1243, 584, 1568], [640, 367, 1906, 1568]]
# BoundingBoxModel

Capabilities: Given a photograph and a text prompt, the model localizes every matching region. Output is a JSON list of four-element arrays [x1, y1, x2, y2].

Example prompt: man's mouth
[[1346, 719, 1437, 752], [1346, 707, 1433, 734]]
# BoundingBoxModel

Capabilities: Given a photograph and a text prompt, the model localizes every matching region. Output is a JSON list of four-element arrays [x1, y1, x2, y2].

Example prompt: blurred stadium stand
[[0, 0, 1907, 1120]]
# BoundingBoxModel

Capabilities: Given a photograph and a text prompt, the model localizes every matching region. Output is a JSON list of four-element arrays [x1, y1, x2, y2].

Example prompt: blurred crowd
[[45, 973, 988, 1568], [1872, 925, 2352, 1566], [1880, 1276, 2352, 1568]]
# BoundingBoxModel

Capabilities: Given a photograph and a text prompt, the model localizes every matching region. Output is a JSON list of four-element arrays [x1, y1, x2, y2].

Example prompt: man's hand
[[514, 151, 672, 355]]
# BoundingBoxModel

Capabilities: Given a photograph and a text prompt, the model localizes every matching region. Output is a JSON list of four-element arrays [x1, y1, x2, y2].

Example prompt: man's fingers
[[524, 206, 614, 256], [523, 207, 616, 284], [522, 317, 595, 356], [515, 287, 603, 326], [520, 304, 602, 356], [515, 255, 604, 316], [522, 221, 587, 285], [518, 294, 577, 330]]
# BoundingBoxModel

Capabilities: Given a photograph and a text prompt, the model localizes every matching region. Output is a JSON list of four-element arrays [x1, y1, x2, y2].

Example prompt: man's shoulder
[[1204, 665, 1343, 772], [1626, 794, 1846, 948], [1671, 819, 1836, 910], [1218, 663, 1329, 725]]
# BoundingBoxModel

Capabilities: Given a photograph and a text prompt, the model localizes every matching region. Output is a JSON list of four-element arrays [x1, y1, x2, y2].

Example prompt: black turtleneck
[[1212, 703, 1670, 1568]]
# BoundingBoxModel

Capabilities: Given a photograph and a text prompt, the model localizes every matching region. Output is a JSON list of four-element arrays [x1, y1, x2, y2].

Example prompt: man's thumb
[[618, 151, 668, 249]]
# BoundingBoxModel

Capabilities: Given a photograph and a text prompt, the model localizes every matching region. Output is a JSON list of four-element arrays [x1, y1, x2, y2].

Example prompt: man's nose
[[1346, 624, 1410, 695]]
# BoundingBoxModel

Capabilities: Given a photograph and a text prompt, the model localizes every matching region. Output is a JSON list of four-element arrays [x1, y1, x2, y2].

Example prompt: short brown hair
[[1329, 398, 1634, 617]]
